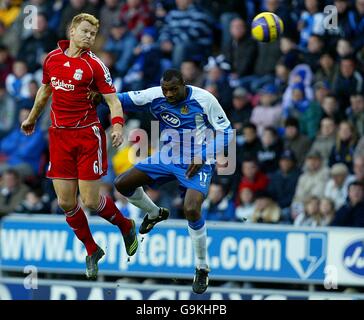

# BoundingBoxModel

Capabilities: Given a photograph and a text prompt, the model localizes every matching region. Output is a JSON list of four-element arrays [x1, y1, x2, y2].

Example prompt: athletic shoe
[[123, 219, 138, 256], [85, 246, 105, 280], [139, 207, 169, 234], [192, 267, 210, 294]]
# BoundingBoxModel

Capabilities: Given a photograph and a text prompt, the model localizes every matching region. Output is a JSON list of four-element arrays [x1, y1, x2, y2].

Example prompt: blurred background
[[1, 0, 364, 300]]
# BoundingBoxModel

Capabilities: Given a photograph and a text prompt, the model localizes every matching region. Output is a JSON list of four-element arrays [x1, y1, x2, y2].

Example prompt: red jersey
[[43, 40, 116, 128]]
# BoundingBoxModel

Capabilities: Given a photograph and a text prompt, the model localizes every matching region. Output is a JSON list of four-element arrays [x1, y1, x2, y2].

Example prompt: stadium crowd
[[1, 0, 364, 228]]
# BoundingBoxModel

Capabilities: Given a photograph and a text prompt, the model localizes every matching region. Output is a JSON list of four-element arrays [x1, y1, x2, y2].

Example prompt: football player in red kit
[[21, 13, 138, 279]]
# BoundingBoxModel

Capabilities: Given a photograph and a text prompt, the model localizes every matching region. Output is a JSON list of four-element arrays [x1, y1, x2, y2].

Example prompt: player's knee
[[184, 204, 201, 221], [114, 174, 129, 195], [58, 199, 77, 212], [82, 197, 99, 211]]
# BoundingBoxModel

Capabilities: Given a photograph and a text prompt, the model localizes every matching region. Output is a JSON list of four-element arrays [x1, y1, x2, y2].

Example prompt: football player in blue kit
[[112, 69, 233, 294]]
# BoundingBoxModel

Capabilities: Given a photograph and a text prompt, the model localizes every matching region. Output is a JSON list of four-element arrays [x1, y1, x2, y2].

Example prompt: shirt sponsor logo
[[51, 77, 75, 91], [343, 240, 364, 276], [160, 112, 181, 127]]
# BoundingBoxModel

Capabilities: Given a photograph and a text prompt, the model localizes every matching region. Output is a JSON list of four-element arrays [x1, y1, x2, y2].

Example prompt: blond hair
[[70, 13, 99, 30]]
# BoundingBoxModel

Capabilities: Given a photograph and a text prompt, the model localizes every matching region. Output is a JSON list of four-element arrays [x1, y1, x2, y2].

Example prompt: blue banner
[[0, 215, 328, 283], [1, 278, 363, 300]]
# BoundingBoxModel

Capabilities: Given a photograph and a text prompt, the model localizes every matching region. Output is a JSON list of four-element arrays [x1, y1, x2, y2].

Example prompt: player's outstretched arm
[[21, 84, 52, 136], [103, 93, 125, 148]]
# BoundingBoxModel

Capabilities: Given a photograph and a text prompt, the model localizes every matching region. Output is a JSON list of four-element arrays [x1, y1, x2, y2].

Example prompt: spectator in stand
[[325, 0, 351, 47], [5, 60, 33, 102], [0, 83, 17, 139], [333, 56, 364, 110], [119, 0, 154, 39], [257, 127, 283, 174], [202, 183, 235, 221], [180, 60, 204, 88], [279, 36, 301, 71], [238, 159, 269, 195], [294, 196, 321, 226], [0, 169, 30, 217], [292, 150, 330, 215], [250, 84, 282, 137], [282, 81, 310, 120], [99, 0, 123, 38], [240, 39, 282, 93], [58, 0, 98, 39], [229, 87, 253, 135], [214, 0, 247, 49], [302, 34, 324, 72], [346, 93, 364, 137], [331, 181, 364, 227], [319, 197, 336, 226], [123, 26, 162, 90], [298, 0, 325, 49], [355, 136, 364, 157], [235, 187, 255, 223], [203, 55, 232, 109], [282, 64, 314, 112], [0, 0, 21, 28], [0, 45, 13, 87], [264, 0, 298, 41], [336, 38, 354, 60], [159, 0, 213, 68], [320, 94, 342, 124], [0, 107, 46, 177], [353, 154, 364, 183], [17, 13, 58, 72], [14, 189, 50, 214], [268, 149, 301, 221], [103, 20, 138, 78], [309, 117, 337, 165], [274, 60, 291, 95], [315, 52, 338, 86], [324, 163, 356, 210], [346, 0, 364, 51], [283, 117, 311, 166], [329, 120, 358, 173], [299, 81, 331, 140], [237, 123, 262, 165], [251, 190, 281, 224], [222, 17, 257, 80]]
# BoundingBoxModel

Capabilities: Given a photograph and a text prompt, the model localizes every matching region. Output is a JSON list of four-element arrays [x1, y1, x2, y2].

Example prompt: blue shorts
[[134, 152, 214, 197]]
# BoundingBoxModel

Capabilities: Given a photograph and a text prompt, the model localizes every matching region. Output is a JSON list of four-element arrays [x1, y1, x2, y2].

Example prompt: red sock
[[65, 204, 98, 256], [96, 195, 132, 234]]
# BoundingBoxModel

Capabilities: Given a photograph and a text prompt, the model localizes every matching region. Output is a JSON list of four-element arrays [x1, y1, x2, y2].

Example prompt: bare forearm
[[28, 84, 52, 122], [108, 99, 124, 120]]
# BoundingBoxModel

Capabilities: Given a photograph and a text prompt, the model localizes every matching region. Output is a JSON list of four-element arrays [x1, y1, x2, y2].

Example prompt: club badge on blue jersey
[[180, 105, 189, 114]]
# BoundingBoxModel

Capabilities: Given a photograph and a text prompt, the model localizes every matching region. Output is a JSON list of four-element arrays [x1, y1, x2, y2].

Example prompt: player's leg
[[114, 166, 169, 233], [78, 179, 138, 256], [53, 178, 104, 279], [184, 188, 210, 294]]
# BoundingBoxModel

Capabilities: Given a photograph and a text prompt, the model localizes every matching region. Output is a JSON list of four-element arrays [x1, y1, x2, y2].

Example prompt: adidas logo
[[64, 61, 70, 67]]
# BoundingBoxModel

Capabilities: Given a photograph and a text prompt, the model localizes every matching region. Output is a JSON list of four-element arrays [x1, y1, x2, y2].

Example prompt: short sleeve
[[89, 52, 116, 94], [42, 54, 51, 85]]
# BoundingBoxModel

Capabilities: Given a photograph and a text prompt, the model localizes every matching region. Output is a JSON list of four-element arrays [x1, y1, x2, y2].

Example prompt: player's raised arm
[[103, 93, 125, 148], [21, 83, 52, 135]]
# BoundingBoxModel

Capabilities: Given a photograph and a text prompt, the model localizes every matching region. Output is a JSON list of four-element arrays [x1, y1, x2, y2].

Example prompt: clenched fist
[[111, 123, 124, 148], [21, 118, 36, 136]]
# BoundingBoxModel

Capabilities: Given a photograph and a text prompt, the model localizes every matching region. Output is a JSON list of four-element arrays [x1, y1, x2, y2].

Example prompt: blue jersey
[[118, 85, 232, 164]]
